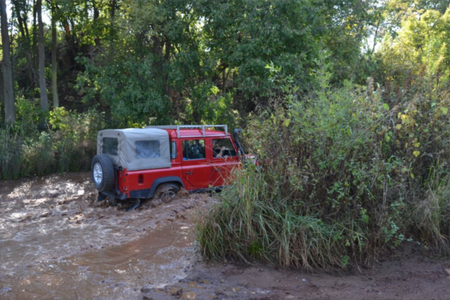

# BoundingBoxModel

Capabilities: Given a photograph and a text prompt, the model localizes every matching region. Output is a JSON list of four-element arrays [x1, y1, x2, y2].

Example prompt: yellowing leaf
[[283, 119, 291, 127], [440, 107, 448, 115], [413, 151, 420, 157], [410, 173, 415, 179], [395, 124, 402, 130], [210, 85, 220, 95], [401, 114, 409, 122]]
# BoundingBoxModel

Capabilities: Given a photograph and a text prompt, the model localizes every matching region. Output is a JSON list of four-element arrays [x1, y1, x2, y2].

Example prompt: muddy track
[[0, 172, 212, 299], [1, 172, 450, 300]]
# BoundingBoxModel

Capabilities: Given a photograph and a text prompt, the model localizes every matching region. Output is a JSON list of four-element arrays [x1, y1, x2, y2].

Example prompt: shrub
[[49, 107, 103, 172], [22, 131, 54, 176], [197, 73, 450, 268], [0, 128, 24, 179], [0, 106, 104, 179], [197, 168, 353, 269]]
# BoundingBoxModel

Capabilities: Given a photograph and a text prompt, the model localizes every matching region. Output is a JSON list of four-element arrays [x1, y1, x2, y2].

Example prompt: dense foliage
[[1, 0, 450, 266], [197, 65, 450, 268]]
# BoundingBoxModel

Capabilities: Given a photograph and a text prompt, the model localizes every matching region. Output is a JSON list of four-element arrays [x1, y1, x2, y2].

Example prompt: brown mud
[[142, 246, 450, 300], [1, 172, 449, 300]]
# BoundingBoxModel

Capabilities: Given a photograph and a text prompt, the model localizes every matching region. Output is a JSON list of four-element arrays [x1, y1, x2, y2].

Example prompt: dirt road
[[1, 172, 449, 300]]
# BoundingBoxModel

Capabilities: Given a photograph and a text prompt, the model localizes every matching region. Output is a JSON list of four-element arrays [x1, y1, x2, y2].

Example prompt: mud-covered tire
[[155, 183, 180, 203], [91, 154, 115, 192]]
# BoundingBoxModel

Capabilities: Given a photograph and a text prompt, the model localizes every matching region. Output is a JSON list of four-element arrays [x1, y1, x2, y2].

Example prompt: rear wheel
[[155, 183, 180, 203], [91, 154, 115, 192]]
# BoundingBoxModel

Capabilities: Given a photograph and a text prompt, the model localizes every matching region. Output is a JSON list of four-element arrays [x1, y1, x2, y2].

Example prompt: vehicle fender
[[147, 176, 184, 198]]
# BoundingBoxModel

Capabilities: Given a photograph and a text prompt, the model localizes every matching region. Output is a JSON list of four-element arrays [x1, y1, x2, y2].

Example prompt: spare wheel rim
[[93, 163, 103, 184]]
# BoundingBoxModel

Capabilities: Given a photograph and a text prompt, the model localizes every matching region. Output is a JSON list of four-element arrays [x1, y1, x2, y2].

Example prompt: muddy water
[[1, 224, 195, 300], [0, 173, 207, 300]]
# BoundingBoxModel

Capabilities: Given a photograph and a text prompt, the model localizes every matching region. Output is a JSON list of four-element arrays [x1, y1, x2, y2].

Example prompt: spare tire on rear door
[[91, 154, 115, 192]]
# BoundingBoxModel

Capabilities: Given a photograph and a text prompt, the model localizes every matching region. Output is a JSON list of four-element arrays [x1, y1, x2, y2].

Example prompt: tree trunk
[[1, 0, 16, 124], [0, 64, 3, 118], [109, 0, 116, 53], [33, 0, 38, 74], [92, 0, 100, 47], [164, 40, 172, 99], [51, 2, 59, 108], [37, 0, 48, 112], [13, 0, 35, 88]]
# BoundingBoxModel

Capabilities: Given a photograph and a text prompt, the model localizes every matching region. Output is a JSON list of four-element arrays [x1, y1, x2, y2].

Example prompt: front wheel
[[91, 154, 115, 192]]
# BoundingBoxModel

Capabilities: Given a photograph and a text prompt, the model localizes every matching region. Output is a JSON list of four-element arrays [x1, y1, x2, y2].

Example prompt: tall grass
[[197, 169, 354, 269], [0, 128, 24, 179], [197, 73, 450, 268]]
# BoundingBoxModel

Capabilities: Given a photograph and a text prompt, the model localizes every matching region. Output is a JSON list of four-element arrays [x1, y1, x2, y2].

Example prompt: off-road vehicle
[[91, 125, 248, 207]]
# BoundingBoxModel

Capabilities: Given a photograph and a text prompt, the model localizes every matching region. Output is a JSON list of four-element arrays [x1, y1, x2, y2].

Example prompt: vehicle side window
[[135, 140, 160, 158], [183, 140, 206, 160], [102, 137, 118, 156], [170, 141, 177, 159], [212, 139, 236, 158]]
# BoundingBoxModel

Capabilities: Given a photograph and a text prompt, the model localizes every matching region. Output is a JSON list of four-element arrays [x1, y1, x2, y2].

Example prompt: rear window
[[102, 137, 118, 156], [136, 140, 160, 158]]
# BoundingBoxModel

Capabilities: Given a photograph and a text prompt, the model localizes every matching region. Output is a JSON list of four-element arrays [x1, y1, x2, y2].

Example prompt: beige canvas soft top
[[97, 128, 171, 171]]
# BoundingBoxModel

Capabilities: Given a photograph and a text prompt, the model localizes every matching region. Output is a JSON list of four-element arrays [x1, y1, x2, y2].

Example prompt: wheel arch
[[147, 176, 184, 198]]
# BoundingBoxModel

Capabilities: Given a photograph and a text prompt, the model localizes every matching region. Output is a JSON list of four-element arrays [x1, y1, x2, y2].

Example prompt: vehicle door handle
[[186, 171, 194, 175]]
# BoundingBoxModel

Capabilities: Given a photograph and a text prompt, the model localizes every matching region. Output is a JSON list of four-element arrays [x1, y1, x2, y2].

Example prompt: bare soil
[[1, 172, 449, 300], [141, 247, 450, 300]]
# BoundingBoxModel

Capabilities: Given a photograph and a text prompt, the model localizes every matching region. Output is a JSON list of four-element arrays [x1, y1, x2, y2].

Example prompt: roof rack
[[146, 125, 228, 138]]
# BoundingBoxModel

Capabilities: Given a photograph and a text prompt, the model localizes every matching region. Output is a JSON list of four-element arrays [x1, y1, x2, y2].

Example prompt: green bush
[[0, 128, 24, 179], [0, 105, 104, 179], [22, 131, 54, 176], [49, 107, 103, 173], [197, 72, 450, 268], [197, 168, 353, 269]]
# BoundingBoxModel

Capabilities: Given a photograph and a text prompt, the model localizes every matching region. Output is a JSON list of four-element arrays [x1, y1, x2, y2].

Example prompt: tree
[[197, 0, 374, 109], [1, 0, 16, 124], [37, 0, 49, 112], [77, 0, 209, 125], [374, 7, 450, 86], [12, 0, 35, 89], [50, 0, 58, 107]]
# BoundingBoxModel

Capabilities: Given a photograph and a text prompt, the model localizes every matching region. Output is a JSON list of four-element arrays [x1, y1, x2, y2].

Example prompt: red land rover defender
[[91, 125, 247, 206]]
